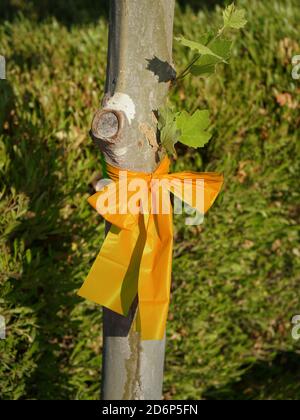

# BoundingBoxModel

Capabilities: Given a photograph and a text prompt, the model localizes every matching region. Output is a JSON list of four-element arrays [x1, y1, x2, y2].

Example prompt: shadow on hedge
[[0, 0, 108, 25], [0, 0, 225, 26], [203, 352, 300, 400]]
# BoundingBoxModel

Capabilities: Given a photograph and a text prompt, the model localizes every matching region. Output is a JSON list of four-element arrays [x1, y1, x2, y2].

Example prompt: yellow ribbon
[[77, 156, 223, 340]]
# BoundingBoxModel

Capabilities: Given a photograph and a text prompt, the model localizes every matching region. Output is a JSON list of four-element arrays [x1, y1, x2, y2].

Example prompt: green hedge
[[0, 0, 299, 400]]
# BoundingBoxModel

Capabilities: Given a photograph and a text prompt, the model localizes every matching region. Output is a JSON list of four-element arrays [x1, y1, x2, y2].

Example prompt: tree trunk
[[92, 0, 175, 400]]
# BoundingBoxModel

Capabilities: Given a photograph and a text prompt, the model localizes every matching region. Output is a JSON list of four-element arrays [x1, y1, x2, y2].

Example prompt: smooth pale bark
[[92, 0, 175, 400]]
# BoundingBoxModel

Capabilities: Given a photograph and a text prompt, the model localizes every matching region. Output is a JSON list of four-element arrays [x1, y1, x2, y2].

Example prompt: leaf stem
[[176, 53, 201, 81], [174, 26, 226, 84]]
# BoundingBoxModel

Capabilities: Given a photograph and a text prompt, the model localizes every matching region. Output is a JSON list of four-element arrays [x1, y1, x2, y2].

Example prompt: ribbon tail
[[77, 222, 140, 317], [136, 211, 173, 340]]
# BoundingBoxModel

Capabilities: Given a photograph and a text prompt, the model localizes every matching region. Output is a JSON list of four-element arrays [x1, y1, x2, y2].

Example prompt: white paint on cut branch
[[114, 147, 128, 157], [105, 92, 136, 125]]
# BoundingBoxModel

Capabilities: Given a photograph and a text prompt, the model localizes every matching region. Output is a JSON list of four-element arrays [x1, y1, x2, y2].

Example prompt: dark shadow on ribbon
[[103, 215, 147, 337]]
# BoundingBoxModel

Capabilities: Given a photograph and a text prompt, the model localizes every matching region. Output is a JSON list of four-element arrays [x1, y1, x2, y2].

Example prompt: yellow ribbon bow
[[77, 156, 223, 340]]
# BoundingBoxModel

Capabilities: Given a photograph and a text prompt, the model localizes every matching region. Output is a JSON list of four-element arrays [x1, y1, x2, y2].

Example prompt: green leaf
[[190, 39, 232, 77], [25, 249, 32, 264], [175, 36, 224, 61], [190, 63, 216, 77], [223, 3, 247, 29], [210, 38, 232, 60], [158, 106, 181, 157], [197, 31, 215, 46], [176, 110, 212, 148]]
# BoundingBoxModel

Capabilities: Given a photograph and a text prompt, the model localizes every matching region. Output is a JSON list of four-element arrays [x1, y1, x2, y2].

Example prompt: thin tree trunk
[[92, 0, 175, 400]]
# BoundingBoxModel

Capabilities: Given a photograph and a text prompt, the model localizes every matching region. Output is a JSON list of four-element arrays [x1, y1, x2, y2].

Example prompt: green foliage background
[[0, 0, 299, 400]]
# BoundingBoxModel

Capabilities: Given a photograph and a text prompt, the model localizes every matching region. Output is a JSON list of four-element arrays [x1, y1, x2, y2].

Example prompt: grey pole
[[91, 0, 175, 400]]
